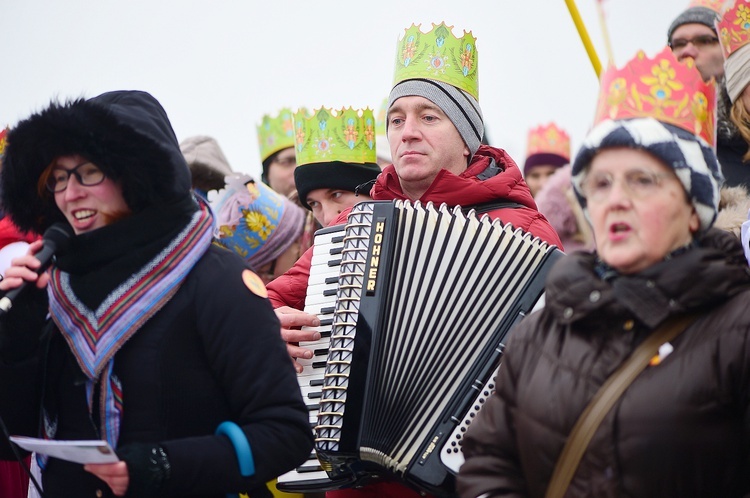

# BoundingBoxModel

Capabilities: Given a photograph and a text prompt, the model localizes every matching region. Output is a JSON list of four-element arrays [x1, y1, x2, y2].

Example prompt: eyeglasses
[[668, 35, 719, 51], [272, 156, 296, 168], [581, 169, 672, 202], [46, 161, 106, 192]]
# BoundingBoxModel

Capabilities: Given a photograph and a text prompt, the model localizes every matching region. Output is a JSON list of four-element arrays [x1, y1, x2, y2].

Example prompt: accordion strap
[[545, 312, 699, 498], [461, 200, 523, 215]]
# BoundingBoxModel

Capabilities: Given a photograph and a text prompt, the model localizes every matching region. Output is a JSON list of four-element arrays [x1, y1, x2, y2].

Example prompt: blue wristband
[[215, 421, 255, 477]]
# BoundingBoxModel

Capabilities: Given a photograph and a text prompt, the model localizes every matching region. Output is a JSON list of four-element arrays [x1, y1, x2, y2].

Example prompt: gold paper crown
[[526, 123, 571, 161], [256, 108, 296, 162], [717, 0, 750, 59], [689, 0, 726, 12], [393, 22, 479, 100], [593, 46, 716, 146], [293, 107, 377, 166]]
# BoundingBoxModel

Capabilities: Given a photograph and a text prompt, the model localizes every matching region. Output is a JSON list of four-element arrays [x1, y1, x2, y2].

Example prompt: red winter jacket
[[268, 144, 562, 309]]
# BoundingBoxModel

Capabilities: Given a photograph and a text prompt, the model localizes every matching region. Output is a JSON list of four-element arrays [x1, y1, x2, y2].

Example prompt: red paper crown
[[717, 0, 750, 59], [593, 46, 716, 146], [689, 0, 726, 12], [526, 123, 571, 160]]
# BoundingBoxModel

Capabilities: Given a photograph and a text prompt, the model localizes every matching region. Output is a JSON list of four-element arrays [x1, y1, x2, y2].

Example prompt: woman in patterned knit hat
[[459, 47, 750, 498]]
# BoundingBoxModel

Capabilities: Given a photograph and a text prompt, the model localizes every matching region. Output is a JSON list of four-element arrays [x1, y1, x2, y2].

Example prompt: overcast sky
[[2, 0, 689, 179]]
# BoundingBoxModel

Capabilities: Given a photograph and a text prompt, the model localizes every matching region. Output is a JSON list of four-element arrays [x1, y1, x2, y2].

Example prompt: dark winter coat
[[457, 229, 750, 498], [717, 131, 750, 188]]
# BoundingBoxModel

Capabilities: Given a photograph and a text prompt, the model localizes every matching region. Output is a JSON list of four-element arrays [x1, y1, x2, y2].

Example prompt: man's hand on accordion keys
[[275, 306, 321, 373]]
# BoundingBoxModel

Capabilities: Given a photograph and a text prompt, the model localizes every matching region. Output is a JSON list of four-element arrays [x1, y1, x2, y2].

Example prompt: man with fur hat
[[667, 0, 724, 81]]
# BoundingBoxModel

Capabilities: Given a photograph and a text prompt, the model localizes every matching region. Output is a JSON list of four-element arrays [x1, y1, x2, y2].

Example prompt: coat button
[[96, 490, 103, 498], [623, 319, 634, 331], [646, 280, 655, 288], [589, 290, 601, 303], [563, 307, 573, 319]]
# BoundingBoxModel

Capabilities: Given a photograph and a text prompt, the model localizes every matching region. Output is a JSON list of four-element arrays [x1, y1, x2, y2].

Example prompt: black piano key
[[331, 236, 344, 244], [320, 307, 335, 314], [330, 247, 343, 255], [327, 259, 342, 267], [309, 379, 325, 387], [320, 318, 333, 326], [320, 330, 331, 338], [325, 277, 339, 285], [314, 348, 329, 356], [308, 391, 322, 399], [312, 360, 328, 369], [323, 289, 337, 297]]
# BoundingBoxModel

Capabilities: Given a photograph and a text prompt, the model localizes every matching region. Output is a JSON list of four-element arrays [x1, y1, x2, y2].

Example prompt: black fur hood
[[0, 90, 192, 233]]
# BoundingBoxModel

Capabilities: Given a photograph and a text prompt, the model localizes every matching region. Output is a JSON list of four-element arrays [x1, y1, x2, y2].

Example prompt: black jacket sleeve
[[160, 249, 313, 495], [0, 287, 49, 459]]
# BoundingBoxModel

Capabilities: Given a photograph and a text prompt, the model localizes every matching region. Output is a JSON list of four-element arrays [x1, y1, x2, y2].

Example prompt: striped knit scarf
[[43, 202, 214, 455]]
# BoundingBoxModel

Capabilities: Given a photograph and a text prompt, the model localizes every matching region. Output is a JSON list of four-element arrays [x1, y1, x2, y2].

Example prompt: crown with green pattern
[[393, 22, 479, 100], [256, 108, 296, 162], [293, 107, 377, 165]]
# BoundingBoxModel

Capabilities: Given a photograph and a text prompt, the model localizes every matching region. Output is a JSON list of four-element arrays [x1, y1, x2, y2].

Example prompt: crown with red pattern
[[526, 123, 571, 160], [593, 46, 716, 146], [689, 0, 726, 12], [716, 0, 750, 59]]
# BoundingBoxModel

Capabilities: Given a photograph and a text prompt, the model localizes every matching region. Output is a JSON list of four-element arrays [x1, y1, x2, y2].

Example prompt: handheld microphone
[[0, 222, 74, 314]]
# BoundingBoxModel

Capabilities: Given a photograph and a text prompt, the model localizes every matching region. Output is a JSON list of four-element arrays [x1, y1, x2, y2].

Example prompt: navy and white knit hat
[[667, 6, 719, 42], [387, 79, 485, 158], [571, 117, 724, 231]]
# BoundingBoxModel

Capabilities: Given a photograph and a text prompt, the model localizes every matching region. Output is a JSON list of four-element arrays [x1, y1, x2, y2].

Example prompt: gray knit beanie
[[387, 78, 484, 158], [667, 6, 719, 42]]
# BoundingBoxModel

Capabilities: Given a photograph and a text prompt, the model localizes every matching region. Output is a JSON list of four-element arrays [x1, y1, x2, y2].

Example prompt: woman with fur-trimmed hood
[[0, 90, 312, 498]]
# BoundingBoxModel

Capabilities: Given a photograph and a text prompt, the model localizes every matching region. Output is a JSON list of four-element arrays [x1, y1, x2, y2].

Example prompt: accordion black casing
[[309, 200, 562, 496]]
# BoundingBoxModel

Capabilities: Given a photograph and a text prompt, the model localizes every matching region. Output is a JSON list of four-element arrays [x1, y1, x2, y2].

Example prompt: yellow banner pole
[[595, 0, 616, 65], [564, 0, 603, 78]]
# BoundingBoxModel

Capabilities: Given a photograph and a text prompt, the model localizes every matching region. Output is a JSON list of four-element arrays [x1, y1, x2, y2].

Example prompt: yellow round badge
[[242, 269, 268, 299]]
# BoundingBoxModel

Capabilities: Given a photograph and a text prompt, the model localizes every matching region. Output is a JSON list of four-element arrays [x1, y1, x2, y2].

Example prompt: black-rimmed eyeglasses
[[46, 161, 106, 193]]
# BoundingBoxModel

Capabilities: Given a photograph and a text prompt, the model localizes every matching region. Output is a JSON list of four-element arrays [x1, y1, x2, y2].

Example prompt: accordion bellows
[[312, 200, 561, 495]]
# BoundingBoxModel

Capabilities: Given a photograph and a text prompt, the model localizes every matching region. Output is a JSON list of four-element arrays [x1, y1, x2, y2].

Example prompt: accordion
[[279, 200, 562, 496]]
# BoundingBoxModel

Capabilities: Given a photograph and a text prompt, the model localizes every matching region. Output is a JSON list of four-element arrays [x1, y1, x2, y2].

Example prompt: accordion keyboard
[[277, 225, 345, 489]]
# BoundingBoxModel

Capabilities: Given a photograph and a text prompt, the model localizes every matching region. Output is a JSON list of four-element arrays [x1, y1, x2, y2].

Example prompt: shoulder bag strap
[[545, 312, 700, 498]]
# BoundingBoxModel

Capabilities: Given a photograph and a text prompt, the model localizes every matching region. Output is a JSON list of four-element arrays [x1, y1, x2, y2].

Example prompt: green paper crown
[[256, 108, 296, 162], [293, 107, 377, 166], [393, 22, 479, 100]]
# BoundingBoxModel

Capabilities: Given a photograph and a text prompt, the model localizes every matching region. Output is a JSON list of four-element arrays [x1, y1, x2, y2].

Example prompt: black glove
[[116, 443, 171, 498]]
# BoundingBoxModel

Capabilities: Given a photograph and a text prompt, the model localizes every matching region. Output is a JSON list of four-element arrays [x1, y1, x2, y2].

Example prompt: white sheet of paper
[[9, 436, 119, 464]]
